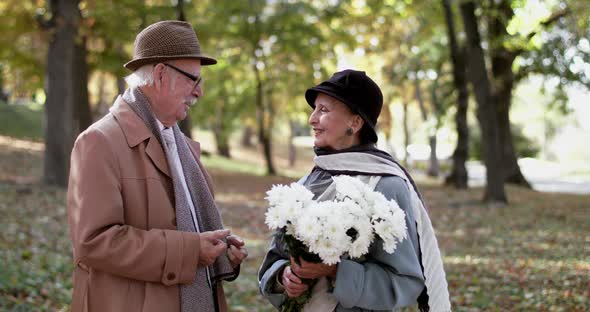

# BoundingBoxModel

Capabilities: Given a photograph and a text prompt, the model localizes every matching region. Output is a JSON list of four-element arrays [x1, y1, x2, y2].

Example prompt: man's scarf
[[123, 87, 235, 312], [304, 144, 451, 312]]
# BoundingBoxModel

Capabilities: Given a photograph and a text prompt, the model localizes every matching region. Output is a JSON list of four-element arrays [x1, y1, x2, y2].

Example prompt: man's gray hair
[[124, 64, 155, 88]]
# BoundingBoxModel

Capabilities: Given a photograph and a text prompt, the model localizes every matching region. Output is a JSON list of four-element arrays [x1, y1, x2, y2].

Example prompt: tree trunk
[[213, 89, 231, 158], [94, 72, 108, 118], [213, 124, 231, 158], [494, 61, 530, 187], [74, 35, 92, 132], [117, 77, 126, 95], [42, 0, 84, 187], [428, 78, 443, 178], [0, 64, 7, 102], [488, 0, 531, 188], [379, 102, 397, 158], [288, 120, 296, 168], [174, 0, 193, 138], [263, 86, 276, 175], [178, 115, 193, 138], [253, 62, 276, 175], [176, 0, 186, 21], [414, 78, 428, 121], [427, 136, 439, 177], [402, 99, 410, 167], [460, 1, 507, 204], [241, 125, 254, 147], [442, 0, 469, 189], [414, 75, 439, 176], [115, 42, 127, 96]]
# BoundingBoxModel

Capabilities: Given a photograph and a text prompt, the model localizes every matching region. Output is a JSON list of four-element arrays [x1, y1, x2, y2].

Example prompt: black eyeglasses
[[163, 63, 202, 89]]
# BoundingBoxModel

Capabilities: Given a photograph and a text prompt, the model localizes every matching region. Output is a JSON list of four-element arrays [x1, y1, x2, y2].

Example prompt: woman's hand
[[290, 256, 338, 280], [282, 266, 309, 298]]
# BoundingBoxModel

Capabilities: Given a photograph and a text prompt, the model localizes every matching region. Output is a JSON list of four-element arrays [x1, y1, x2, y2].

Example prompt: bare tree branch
[[525, 7, 570, 41]]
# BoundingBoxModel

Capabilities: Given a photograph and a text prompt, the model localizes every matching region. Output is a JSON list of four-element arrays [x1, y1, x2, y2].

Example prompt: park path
[[465, 159, 590, 194]]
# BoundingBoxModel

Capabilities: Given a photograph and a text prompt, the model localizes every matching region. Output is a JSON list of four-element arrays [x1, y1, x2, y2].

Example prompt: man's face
[[153, 59, 203, 127]]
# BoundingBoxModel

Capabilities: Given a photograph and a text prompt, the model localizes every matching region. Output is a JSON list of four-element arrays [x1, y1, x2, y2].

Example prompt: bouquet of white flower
[[264, 176, 408, 312]]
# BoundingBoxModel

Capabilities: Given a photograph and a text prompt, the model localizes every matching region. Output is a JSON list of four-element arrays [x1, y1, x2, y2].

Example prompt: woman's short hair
[[359, 123, 376, 144]]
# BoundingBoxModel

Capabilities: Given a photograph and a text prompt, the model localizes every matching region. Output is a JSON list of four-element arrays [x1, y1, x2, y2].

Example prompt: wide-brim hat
[[305, 69, 383, 143], [124, 20, 217, 70]]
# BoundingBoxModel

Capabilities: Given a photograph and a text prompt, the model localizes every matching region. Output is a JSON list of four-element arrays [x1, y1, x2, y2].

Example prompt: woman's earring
[[346, 127, 354, 136]]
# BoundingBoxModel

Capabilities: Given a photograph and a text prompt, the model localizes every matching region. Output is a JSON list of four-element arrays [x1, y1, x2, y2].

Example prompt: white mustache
[[184, 97, 198, 107]]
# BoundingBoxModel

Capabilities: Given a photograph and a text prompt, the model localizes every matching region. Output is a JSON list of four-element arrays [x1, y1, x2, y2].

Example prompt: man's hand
[[198, 229, 230, 267], [226, 235, 248, 268], [282, 265, 308, 298], [290, 256, 337, 280]]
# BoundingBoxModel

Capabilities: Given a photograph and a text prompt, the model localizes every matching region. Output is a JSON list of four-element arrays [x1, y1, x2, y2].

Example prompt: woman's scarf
[[304, 144, 451, 312], [122, 87, 236, 312]]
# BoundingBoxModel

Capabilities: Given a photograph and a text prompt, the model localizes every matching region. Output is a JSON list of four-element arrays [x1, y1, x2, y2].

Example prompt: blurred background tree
[[0, 0, 588, 203]]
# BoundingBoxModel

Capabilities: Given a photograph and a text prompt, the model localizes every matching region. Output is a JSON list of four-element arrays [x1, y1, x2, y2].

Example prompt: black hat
[[305, 69, 383, 143]]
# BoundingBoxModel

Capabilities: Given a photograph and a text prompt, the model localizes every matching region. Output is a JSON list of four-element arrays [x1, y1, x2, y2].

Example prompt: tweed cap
[[124, 20, 217, 70], [305, 69, 383, 143]]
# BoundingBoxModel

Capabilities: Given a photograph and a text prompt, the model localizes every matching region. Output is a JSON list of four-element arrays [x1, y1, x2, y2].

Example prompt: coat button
[[167, 272, 176, 280]]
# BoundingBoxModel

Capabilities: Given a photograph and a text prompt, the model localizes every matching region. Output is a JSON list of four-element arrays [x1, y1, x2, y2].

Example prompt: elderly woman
[[258, 70, 451, 311]]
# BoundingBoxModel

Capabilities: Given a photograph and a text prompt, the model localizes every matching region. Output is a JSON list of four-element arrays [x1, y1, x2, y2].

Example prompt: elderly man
[[67, 20, 247, 312]]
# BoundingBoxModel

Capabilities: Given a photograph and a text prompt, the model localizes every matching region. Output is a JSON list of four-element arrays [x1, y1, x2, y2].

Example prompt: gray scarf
[[123, 87, 235, 312]]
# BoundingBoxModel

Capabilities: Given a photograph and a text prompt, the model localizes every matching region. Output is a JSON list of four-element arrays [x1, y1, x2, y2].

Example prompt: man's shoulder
[[91, 112, 118, 131], [75, 113, 122, 145]]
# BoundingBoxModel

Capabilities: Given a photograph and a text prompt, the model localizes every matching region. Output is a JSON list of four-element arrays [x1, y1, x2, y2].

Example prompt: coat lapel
[[111, 96, 171, 178], [145, 137, 171, 178]]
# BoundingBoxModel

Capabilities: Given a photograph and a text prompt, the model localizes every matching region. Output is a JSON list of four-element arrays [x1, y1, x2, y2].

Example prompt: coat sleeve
[[258, 175, 310, 308], [332, 175, 426, 310], [258, 234, 290, 309], [67, 128, 200, 285]]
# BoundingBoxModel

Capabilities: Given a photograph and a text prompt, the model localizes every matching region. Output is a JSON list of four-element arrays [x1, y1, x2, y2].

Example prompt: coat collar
[[110, 95, 203, 178], [111, 96, 170, 177], [111, 95, 152, 148]]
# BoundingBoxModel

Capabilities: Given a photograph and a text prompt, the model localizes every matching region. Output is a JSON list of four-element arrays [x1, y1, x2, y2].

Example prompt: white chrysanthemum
[[340, 198, 366, 218], [388, 205, 408, 240], [267, 183, 312, 207], [265, 184, 291, 206], [382, 238, 398, 254], [264, 205, 286, 229], [333, 176, 366, 201], [315, 239, 343, 265], [264, 176, 409, 264], [295, 213, 321, 242], [264, 183, 315, 230], [289, 182, 315, 203], [373, 221, 396, 253], [348, 217, 374, 258], [365, 191, 388, 215]]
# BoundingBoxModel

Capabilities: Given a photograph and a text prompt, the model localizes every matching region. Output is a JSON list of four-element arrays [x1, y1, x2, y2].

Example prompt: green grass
[[201, 153, 308, 179], [201, 153, 267, 176], [0, 102, 43, 141]]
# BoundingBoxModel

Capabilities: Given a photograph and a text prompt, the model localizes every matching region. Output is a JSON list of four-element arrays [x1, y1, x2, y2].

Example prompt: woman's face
[[308, 93, 362, 150]]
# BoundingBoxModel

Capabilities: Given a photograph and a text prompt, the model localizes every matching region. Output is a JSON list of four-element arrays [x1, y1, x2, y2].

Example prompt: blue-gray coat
[[258, 175, 426, 311]]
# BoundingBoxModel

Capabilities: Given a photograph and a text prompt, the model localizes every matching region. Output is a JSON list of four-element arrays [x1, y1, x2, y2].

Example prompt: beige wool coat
[[67, 98, 229, 312]]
